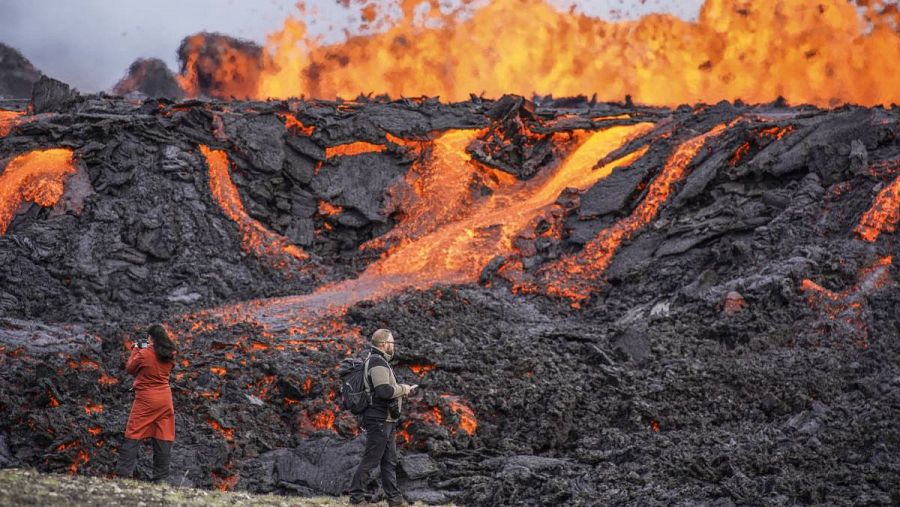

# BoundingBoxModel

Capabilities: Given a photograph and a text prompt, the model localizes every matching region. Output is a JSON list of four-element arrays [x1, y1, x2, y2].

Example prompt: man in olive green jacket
[[349, 329, 414, 506]]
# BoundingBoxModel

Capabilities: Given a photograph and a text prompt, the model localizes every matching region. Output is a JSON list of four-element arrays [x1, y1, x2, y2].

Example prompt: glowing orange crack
[[55, 440, 80, 452], [212, 470, 239, 491], [325, 141, 387, 158], [207, 419, 235, 442], [68, 449, 90, 475], [84, 403, 104, 414], [318, 200, 343, 216], [854, 176, 899, 242], [0, 148, 77, 235], [277, 112, 315, 135]]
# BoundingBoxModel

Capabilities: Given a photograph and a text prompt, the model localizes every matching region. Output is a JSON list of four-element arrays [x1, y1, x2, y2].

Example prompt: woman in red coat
[[115, 324, 177, 482]]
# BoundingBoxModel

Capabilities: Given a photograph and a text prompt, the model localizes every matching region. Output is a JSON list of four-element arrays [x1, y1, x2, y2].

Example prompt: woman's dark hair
[[148, 324, 176, 363]]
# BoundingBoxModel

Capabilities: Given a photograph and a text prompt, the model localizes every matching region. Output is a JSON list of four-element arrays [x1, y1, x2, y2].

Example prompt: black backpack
[[338, 355, 373, 415]]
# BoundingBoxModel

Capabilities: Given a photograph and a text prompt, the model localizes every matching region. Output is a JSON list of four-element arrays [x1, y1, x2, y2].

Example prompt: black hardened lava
[[0, 80, 898, 505]]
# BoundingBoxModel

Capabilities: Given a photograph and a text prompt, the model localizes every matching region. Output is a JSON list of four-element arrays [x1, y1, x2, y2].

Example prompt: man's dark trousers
[[349, 417, 401, 503]]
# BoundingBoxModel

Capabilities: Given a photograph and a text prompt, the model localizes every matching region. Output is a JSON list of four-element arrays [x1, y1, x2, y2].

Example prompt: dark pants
[[349, 418, 401, 502], [116, 437, 172, 482]]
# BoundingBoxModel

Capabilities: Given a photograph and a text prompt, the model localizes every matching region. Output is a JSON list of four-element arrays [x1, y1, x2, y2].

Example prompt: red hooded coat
[[124, 345, 175, 441]]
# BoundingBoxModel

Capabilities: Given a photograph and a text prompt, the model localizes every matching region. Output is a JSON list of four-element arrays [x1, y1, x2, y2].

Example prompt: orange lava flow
[[531, 123, 728, 303], [362, 129, 485, 252], [0, 110, 26, 137], [325, 141, 387, 158], [854, 176, 900, 242], [199, 145, 309, 263], [386, 133, 427, 150], [360, 124, 653, 291], [183, 0, 899, 107], [201, 124, 653, 326], [0, 148, 76, 235]]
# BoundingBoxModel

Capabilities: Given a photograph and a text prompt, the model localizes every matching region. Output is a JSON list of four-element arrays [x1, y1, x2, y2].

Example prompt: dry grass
[[0, 468, 426, 506]]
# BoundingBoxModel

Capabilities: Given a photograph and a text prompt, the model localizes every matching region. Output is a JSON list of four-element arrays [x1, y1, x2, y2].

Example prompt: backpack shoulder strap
[[363, 354, 373, 394]]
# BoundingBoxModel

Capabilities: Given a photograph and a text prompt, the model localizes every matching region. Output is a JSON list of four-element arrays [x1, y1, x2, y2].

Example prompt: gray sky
[[0, 0, 702, 93]]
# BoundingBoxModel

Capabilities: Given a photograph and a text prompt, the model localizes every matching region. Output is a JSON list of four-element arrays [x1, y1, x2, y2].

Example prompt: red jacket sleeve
[[125, 347, 143, 374]]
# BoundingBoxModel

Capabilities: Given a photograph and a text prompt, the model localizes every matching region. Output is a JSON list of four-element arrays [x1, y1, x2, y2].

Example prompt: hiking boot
[[387, 497, 408, 507], [348, 497, 366, 505]]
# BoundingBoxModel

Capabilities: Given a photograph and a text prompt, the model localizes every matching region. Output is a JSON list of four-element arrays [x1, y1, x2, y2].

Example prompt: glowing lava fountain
[[178, 0, 900, 107]]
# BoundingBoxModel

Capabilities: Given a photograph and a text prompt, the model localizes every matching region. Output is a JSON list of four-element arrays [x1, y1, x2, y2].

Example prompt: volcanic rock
[[246, 436, 363, 496], [31, 76, 79, 114], [611, 327, 652, 363], [468, 94, 556, 179], [399, 453, 439, 480], [311, 153, 406, 223], [0, 43, 42, 98]]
